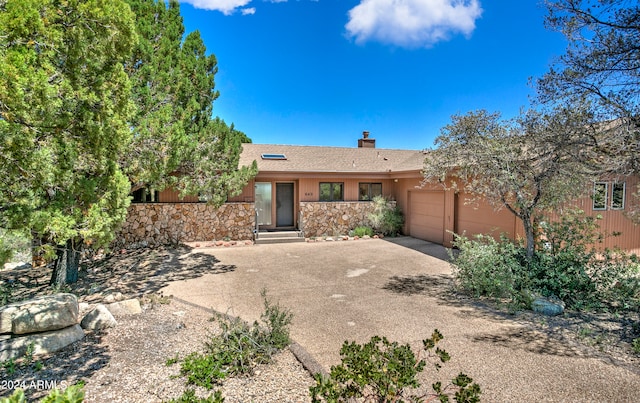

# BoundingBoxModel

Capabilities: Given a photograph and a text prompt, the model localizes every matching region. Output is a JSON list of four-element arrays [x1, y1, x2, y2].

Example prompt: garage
[[408, 191, 445, 244]]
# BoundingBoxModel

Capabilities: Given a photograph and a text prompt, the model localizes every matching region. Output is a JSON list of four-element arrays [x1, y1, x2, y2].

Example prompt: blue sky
[[178, 0, 567, 150]]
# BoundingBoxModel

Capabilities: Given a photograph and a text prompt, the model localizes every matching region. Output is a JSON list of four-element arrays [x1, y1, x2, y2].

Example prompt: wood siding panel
[[158, 189, 199, 203], [227, 179, 255, 202], [543, 176, 640, 252], [455, 193, 517, 240]]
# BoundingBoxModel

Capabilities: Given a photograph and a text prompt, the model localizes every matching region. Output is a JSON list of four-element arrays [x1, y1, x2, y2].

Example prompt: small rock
[[81, 304, 117, 331], [104, 292, 124, 304], [532, 296, 565, 316], [107, 298, 142, 316]]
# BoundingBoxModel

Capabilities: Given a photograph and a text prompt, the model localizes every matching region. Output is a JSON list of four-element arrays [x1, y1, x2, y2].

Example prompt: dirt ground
[[1, 243, 639, 402]]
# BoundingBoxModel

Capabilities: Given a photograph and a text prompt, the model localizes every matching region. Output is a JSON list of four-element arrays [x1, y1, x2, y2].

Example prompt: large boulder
[[0, 324, 85, 361], [81, 304, 117, 331], [0, 293, 79, 335]]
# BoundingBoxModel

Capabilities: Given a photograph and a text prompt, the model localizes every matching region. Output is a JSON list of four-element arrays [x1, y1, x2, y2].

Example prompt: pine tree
[[123, 0, 255, 204], [0, 0, 137, 284]]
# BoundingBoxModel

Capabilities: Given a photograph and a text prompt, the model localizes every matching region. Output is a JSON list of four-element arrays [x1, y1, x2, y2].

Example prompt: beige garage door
[[409, 191, 445, 244]]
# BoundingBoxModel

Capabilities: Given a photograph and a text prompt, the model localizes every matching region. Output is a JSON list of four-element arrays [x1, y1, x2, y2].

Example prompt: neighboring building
[[121, 131, 640, 253]]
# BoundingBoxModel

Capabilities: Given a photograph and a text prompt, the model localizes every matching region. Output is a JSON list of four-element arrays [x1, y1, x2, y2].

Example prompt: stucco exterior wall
[[114, 203, 255, 247], [299, 201, 396, 237]]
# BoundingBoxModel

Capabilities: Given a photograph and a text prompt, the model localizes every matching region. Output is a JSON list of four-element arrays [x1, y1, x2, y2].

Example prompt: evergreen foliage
[[0, 0, 137, 283], [1, 0, 256, 284], [123, 0, 256, 205], [310, 330, 481, 403]]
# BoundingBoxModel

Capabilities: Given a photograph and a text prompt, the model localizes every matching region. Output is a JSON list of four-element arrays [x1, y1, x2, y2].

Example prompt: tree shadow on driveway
[[382, 236, 452, 261], [75, 245, 235, 302], [382, 274, 455, 298], [4, 245, 235, 304]]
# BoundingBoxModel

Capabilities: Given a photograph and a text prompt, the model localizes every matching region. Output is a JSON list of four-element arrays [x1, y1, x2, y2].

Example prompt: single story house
[[117, 131, 640, 253]]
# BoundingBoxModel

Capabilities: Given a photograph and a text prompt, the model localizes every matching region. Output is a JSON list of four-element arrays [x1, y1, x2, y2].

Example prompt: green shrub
[[309, 330, 480, 403], [40, 384, 85, 403], [532, 211, 640, 310], [450, 210, 640, 312], [353, 226, 374, 237], [165, 388, 224, 403], [1, 389, 25, 403], [179, 291, 293, 389], [450, 233, 525, 301], [632, 337, 640, 355], [368, 196, 404, 236], [1, 384, 85, 403]]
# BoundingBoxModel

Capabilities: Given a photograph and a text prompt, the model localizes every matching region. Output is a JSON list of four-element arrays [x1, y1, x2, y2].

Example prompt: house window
[[319, 182, 343, 201], [611, 182, 626, 210], [359, 183, 382, 201], [131, 188, 159, 203], [592, 182, 607, 210]]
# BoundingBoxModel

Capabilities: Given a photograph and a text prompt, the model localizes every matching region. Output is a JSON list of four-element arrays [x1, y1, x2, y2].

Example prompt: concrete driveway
[[162, 237, 639, 402]]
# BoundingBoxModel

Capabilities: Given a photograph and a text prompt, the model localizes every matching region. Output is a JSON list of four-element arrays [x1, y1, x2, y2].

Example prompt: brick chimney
[[358, 130, 376, 148]]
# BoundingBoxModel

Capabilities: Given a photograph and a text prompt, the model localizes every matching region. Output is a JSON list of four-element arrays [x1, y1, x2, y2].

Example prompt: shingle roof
[[239, 143, 426, 174]]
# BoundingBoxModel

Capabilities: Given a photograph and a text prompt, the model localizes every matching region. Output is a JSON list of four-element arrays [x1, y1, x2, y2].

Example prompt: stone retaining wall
[[299, 201, 395, 237], [114, 203, 255, 247]]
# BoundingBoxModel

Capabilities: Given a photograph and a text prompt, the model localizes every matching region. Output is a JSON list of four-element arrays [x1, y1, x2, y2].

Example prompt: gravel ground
[[1, 245, 315, 402], [1, 296, 315, 402]]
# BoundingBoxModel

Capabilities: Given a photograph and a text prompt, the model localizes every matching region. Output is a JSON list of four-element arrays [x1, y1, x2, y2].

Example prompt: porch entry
[[255, 182, 295, 228], [276, 182, 294, 227]]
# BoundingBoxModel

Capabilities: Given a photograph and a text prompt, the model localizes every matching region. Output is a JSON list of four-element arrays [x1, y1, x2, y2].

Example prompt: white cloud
[[345, 0, 483, 48], [180, 0, 252, 15], [180, 0, 293, 15]]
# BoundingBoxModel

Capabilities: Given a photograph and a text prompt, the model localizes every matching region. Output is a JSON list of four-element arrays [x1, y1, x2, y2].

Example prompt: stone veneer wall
[[299, 201, 395, 237], [114, 203, 255, 247]]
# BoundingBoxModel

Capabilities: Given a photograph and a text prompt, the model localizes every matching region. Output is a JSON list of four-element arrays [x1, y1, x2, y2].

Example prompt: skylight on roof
[[261, 153, 287, 160]]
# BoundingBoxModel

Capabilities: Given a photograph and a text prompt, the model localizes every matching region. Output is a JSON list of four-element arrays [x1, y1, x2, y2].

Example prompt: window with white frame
[[592, 181, 626, 210], [592, 182, 607, 210], [611, 182, 626, 210]]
